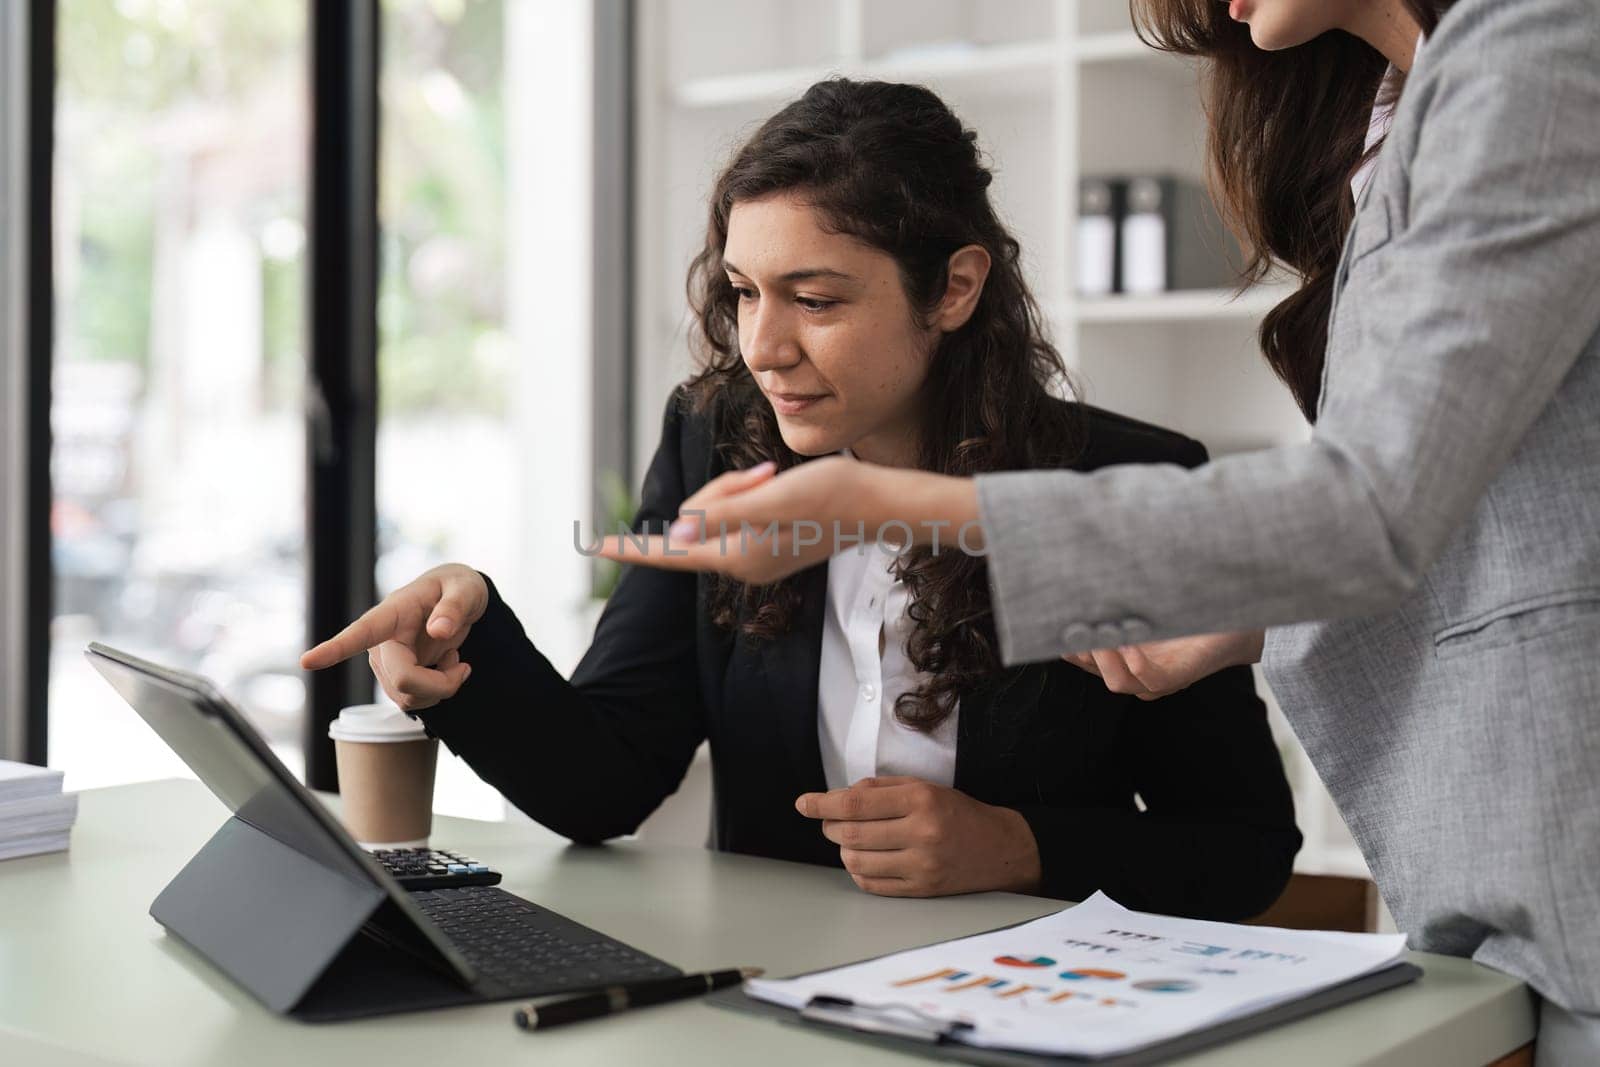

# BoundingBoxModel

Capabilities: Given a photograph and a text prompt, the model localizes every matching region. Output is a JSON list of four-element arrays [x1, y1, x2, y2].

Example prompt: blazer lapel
[[955, 664, 1046, 798], [756, 562, 830, 795]]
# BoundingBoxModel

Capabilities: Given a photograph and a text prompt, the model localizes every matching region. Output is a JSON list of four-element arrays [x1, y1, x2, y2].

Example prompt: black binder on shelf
[[1077, 174, 1246, 297], [1077, 177, 1124, 297], [710, 942, 1421, 1065], [1118, 175, 1241, 295]]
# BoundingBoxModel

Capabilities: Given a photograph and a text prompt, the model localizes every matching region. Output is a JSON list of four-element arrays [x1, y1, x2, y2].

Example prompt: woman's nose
[[741, 300, 801, 371]]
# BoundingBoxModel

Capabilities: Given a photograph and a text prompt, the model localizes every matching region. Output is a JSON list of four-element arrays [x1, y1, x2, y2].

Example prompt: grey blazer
[[975, 0, 1600, 1014]]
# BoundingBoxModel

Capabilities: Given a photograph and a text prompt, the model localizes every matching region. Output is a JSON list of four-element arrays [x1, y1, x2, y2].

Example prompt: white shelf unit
[[634, 0, 1363, 881], [1072, 284, 1292, 324]]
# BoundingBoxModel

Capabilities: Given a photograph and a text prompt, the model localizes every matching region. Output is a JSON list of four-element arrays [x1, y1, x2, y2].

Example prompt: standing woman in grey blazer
[[603, 0, 1600, 1060]]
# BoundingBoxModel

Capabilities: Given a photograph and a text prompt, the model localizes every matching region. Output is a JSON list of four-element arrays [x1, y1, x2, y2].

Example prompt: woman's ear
[[935, 244, 992, 332]]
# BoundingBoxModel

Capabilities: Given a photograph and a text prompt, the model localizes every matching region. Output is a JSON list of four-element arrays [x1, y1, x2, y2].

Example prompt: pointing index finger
[[300, 600, 401, 671]]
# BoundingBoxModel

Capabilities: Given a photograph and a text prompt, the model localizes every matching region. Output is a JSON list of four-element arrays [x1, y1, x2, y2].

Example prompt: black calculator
[[368, 846, 503, 890]]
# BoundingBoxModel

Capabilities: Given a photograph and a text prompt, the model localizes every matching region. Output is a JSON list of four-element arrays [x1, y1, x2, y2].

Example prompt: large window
[[50, 1, 310, 786], [43, 1, 613, 821], [374, 0, 606, 818], [377, 0, 516, 614], [376, 0, 516, 820]]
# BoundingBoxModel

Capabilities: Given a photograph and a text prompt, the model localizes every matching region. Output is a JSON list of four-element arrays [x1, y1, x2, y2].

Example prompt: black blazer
[[419, 392, 1301, 920]]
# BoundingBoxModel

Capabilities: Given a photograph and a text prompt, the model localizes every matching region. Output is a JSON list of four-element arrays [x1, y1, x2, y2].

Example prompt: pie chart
[[1058, 968, 1125, 981], [994, 955, 1055, 968], [1133, 979, 1199, 993]]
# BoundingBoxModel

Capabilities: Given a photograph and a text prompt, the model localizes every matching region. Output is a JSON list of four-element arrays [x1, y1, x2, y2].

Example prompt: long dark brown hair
[[683, 78, 1081, 732], [1132, 0, 1452, 419]]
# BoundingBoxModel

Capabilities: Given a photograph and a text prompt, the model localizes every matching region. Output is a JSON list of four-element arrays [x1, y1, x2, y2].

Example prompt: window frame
[[0, 0, 54, 765], [591, 0, 637, 535], [305, 0, 381, 791]]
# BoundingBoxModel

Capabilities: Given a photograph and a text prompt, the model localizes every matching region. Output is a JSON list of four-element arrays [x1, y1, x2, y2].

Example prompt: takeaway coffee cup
[[328, 703, 438, 848]]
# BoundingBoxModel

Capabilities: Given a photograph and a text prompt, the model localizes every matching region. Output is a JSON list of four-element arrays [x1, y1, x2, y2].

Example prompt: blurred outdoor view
[[50, 0, 518, 818]]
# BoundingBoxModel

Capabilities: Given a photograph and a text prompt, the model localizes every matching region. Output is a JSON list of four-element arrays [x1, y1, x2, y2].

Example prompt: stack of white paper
[[0, 761, 77, 861], [747, 892, 1408, 1060]]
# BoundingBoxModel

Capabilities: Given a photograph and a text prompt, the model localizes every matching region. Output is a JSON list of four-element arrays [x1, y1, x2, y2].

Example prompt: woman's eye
[[796, 296, 835, 312], [732, 285, 756, 301]]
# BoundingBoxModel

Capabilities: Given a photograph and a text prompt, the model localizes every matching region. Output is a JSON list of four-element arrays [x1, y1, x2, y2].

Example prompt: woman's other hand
[[594, 457, 981, 584], [596, 457, 841, 583], [1062, 630, 1265, 700], [796, 776, 1041, 897], [299, 563, 490, 713]]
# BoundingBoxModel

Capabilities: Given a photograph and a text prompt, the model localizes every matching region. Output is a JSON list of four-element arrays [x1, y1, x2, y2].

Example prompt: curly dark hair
[[682, 77, 1082, 732]]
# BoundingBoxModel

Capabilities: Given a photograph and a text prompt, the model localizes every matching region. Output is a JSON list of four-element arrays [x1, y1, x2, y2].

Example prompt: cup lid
[[328, 703, 429, 743]]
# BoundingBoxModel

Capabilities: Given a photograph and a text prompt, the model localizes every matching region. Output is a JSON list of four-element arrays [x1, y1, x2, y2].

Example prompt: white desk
[[0, 780, 1535, 1066]]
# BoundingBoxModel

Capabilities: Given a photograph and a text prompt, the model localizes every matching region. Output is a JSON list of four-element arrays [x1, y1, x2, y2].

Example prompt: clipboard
[[708, 957, 1422, 1065]]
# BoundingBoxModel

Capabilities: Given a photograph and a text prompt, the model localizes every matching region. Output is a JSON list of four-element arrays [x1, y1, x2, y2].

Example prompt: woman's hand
[[299, 563, 490, 713], [796, 776, 1041, 897], [1063, 630, 1265, 700], [594, 457, 982, 584]]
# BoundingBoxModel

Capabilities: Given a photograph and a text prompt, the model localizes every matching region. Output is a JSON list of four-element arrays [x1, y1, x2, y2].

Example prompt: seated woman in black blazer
[[303, 79, 1300, 920]]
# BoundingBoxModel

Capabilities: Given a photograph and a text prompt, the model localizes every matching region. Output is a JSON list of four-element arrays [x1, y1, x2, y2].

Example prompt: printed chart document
[[745, 892, 1407, 1059]]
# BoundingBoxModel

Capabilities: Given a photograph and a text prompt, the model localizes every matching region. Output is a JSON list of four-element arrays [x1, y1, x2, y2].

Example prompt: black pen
[[513, 967, 765, 1030]]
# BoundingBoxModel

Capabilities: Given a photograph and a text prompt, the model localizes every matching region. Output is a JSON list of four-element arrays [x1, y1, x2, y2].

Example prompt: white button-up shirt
[[816, 542, 959, 791]]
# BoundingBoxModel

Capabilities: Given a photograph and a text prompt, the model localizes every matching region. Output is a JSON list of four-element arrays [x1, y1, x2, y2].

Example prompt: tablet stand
[[150, 815, 390, 1014]]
